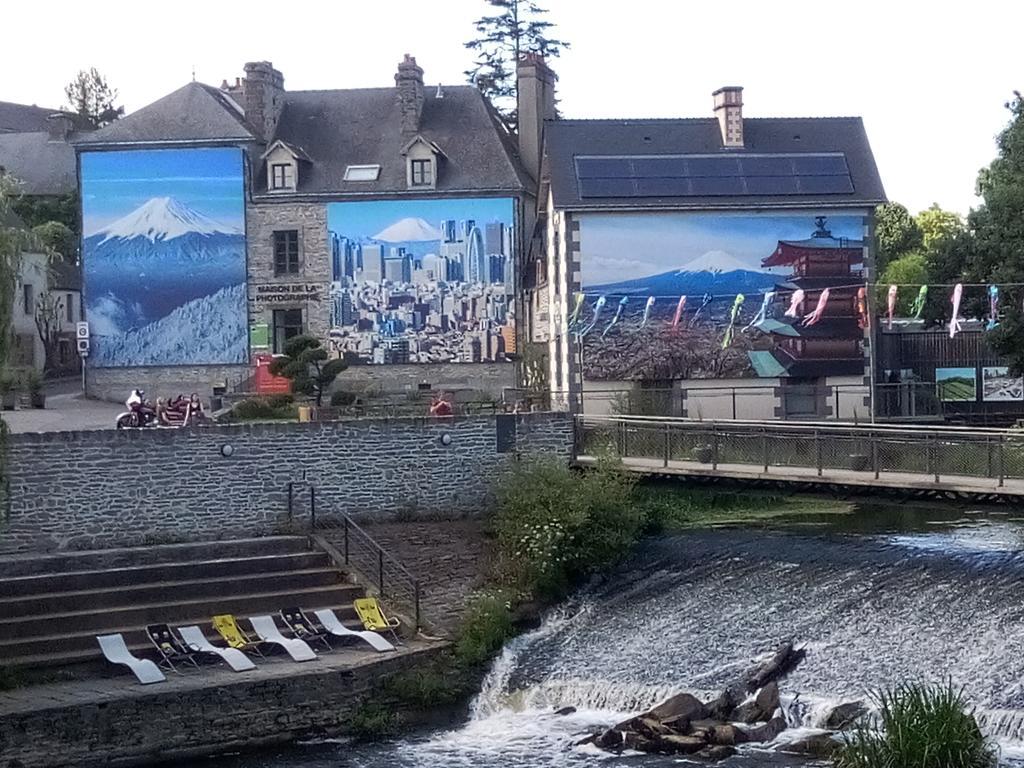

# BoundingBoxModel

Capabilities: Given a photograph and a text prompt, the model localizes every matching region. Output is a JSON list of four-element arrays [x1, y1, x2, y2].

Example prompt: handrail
[[575, 413, 1024, 439], [304, 486, 421, 630]]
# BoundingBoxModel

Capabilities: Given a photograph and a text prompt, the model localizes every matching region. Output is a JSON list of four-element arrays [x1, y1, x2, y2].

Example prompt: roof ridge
[[286, 84, 475, 96], [550, 115, 864, 125]]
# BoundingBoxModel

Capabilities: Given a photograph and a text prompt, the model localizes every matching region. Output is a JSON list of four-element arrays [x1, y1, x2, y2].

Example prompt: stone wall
[[246, 200, 332, 345], [340, 361, 516, 399], [86, 364, 250, 402], [1, 413, 574, 553], [0, 647, 436, 768]]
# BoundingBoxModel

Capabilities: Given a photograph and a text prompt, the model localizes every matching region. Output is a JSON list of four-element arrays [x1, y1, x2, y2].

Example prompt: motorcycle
[[115, 389, 158, 429]]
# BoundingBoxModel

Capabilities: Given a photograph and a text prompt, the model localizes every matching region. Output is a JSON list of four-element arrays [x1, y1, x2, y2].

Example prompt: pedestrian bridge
[[573, 415, 1024, 499]]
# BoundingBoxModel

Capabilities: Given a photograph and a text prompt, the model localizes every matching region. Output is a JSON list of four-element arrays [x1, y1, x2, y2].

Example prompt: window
[[273, 230, 300, 275], [343, 164, 381, 181], [270, 163, 294, 190], [272, 309, 304, 353], [23, 284, 33, 316], [410, 159, 433, 187], [66, 293, 74, 323]]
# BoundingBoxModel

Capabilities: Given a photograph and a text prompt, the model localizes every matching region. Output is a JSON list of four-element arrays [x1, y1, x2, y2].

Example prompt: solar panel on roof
[[575, 153, 854, 199]]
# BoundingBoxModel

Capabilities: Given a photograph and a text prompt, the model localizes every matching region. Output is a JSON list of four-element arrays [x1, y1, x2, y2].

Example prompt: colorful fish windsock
[[911, 285, 928, 320], [690, 293, 713, 325], [578, 295, 606, 337], [887, 285, 898, 330], [744, 291, 775, 331], [640, 296, 656, 328], [568, 293, 586, 328], [856, 287, 869, 330], [671, 295, 687, 330], [987, 284, 1000, 330], [949, 282, 963, 338], [784, 289, 806, 318], [602, 296, 629, 338], [721, 294, 746, 349], [803, 288, 831, 326]]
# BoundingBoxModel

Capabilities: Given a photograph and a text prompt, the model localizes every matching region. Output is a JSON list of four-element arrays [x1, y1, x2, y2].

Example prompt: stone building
[[531, 84, 887, 419], [75, 56, 548, 401]]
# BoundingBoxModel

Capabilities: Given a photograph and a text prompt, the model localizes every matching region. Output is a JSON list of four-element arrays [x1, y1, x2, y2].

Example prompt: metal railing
[[292, 485, 421, 629], [574, 415, 1024, 488]]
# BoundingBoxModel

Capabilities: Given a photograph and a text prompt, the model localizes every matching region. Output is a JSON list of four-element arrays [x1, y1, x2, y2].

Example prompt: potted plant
[[25, 370, 45, 409], [0, 373, 15, 411]]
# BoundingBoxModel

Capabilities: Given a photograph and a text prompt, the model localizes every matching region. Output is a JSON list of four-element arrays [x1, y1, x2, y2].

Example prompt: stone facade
[[1, 413, 574, 553], [86, 364, 249, 402], [340, 361, 515, 399], [0, 646, 436, 768], [247, 199, 332, 349]]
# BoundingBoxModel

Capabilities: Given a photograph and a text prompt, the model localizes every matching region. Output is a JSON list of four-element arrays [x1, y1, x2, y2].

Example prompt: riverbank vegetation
[[835, 682, 995, 768]]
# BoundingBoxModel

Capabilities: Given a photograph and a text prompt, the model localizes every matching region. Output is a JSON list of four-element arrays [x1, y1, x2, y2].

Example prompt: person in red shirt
[[429, 393, 453, 417]]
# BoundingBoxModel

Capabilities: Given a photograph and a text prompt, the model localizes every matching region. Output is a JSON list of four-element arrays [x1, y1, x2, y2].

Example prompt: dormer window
[[271, 163, 294, 190], [261, 140, 310, 193], [410, 159, 432, 187], [400, 135, 445, 191]]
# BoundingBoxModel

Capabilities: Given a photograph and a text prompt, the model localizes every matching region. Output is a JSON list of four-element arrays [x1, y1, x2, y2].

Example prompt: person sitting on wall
[[155, 397, 169, 426], [188, 393, 207, 423], [429, 393, 453, 417]]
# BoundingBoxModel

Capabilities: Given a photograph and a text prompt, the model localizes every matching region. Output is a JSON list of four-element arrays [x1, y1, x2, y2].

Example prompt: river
[[215, 501, 1024, 767]]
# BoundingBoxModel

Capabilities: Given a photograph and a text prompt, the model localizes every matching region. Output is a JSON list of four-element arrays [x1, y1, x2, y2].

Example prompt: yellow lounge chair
[[353, 597, 402, 644], [212, 614, 266, 657]]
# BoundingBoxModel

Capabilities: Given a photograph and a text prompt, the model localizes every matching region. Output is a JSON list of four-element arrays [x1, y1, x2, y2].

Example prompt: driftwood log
[[579, 641, 808, 761]]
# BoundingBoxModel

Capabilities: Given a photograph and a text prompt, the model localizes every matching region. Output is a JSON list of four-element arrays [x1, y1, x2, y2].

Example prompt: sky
[[581, 212, 863, 285], [327, 197, 515, 240], [5, 0, 1021, 216], [80, 148, 244, 234]]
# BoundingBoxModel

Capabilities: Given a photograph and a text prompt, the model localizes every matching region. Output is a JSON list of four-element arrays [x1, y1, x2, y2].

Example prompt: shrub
[[835, 682, 995, 768], [231, 396, 296, 421], [454, 591, 515, 667], [492, 458, 639, 596], [347, 702, 398, 742], [330, 389, 357, 407]]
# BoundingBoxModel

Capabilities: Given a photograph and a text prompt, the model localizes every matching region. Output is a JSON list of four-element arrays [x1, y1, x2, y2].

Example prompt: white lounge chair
[[177, 625, 256, 671], [248, 615, 317, 661], [313, 608, 396, 652], [97, 633, 166, 684]]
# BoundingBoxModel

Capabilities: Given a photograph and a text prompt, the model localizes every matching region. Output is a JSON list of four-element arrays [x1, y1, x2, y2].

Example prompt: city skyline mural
[[326, 197, 516, 364], [577, 212, 865, 381], [80, 147, 248, 367]]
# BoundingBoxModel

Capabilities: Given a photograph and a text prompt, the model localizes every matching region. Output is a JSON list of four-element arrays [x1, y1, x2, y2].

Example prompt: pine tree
[[64, 68, 124, 129], [464, 0, 569, 128]]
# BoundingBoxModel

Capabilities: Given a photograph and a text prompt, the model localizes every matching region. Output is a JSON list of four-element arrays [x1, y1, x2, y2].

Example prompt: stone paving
[[1, 380, 122, 433], [0, 641, 434, 716]]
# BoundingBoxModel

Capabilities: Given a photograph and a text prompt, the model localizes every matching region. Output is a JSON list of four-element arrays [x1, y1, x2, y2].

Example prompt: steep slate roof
[[260, 85, 527, 197], [75, 83, 254, 146], [0, 131, 78, 195], [0, 100, 70, 133], [545, 117, 886, 210]]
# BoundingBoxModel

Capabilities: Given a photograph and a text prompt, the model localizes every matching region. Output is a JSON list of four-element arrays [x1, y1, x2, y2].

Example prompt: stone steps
[[0, 536, 367, 669]]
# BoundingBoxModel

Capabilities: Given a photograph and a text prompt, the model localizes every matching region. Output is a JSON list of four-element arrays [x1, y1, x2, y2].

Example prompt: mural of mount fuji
[[578, 211, 862, 380], [327, 197, 516, 365], [81, 148, 247, 367]]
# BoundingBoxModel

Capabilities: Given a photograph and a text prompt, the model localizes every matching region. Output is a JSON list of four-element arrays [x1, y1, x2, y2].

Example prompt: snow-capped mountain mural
[[372, 217, 443, 242], [578, 212, 863, 380], [80, 148, 247, 367]]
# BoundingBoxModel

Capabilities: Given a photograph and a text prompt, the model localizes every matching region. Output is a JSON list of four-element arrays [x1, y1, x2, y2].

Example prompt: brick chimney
[[395, 54, 425, 135], [713, 86, 744, 148], [516, 53, 557, 183], [242, 61, 285, 143], [46, 113, 73, 142]]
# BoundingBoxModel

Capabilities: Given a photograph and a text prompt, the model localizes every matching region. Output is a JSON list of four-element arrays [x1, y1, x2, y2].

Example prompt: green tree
[[465, 0, 569, 126], [31, 222, 76, 261], [917, 203, 965, 252], [875, 202, 923, 272], [268, 335, 347, 408], [879, 252, 929, 316], [64, 68, 123, 129], [966, 92, 1024, 372], [10, 192, 78, 233]]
